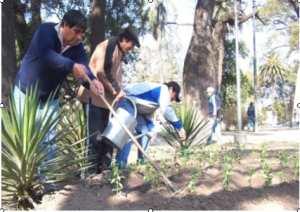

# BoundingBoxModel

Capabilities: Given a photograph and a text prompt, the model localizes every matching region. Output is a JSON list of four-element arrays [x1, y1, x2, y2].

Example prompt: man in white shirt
[[111, 81, 186, 167]]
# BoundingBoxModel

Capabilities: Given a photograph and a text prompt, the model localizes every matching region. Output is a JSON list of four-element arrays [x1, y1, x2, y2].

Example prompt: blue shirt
[[124, 82, 183, 129], [15, 22, 95, 102]]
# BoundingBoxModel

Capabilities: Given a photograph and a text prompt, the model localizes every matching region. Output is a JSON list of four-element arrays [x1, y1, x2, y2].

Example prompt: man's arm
[[92, 43, 122, 97], [33, 25, 77, 76]]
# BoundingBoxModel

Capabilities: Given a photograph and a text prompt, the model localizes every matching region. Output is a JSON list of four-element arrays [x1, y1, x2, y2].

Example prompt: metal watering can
[[101, 97, 137, 150]]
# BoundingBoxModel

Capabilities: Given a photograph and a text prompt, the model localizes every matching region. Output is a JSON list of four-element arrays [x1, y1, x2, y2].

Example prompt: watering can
[[101, 97, 138, 150]]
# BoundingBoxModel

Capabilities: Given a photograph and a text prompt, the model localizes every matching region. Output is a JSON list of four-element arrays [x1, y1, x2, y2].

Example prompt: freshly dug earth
[[36, 143, 299, 210]]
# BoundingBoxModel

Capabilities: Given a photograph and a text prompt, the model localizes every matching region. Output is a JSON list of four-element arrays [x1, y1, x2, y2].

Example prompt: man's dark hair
[[118, 27, 140, 48], [165, 81, 181, 102], [61, 10, 87, 31]]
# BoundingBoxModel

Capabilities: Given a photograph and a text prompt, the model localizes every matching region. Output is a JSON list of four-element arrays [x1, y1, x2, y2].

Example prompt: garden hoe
[[85, 78, 178, 192]]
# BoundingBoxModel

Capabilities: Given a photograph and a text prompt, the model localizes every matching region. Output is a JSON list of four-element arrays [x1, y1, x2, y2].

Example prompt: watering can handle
[[109, 96, 137, 120]]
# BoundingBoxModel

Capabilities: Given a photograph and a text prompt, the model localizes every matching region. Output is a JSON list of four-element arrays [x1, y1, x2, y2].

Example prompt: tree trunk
[[90, 0, 106, 53], [183, 0, 225, 116], [30, 0, 42, 35], [14, 0, 31, 60], [2, 0, 17, 103]]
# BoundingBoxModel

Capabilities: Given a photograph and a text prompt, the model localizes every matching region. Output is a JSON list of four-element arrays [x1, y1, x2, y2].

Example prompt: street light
[[234, 0, 242, 131], [252, 0, 258, 132]]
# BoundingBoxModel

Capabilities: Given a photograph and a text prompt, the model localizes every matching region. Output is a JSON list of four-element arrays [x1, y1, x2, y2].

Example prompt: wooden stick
[[101, 94, 177, 192], [86, 79, 178, 191]]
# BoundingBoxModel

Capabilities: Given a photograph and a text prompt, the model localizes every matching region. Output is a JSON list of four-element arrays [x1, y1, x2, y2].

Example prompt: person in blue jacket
[[13, 10, 104, 161], [114, 81, 186, 167]]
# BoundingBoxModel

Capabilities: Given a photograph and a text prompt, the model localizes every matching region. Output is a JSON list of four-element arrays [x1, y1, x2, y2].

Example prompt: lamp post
[[234, 0, 242, 131], [252, 0, 258, 132]]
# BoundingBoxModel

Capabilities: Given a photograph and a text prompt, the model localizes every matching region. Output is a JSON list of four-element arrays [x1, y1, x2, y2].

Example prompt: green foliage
[[259, 144, 273, 186], [57, 100, 92, 179], [42, 0, 88, 19], [278, 151, 289, 167], [142, 162, 161, 187], [248, 167, 256, 186], [187, 168, 201, 193], [1, 86, 61, 209], [291, 155, 299, 178], [259, 0, 298, 54], [221, 39, 252, 128], [208, 149, 220, 167], [222, 152, 234, 191], [257, 107, 268, 125], [148, 1, 167, 40], [105, 0, 149, 37], [272, 100, 288, 123], [109, 160, 124, 194], [160, 102, 208, 151], [259, 53, 288, 87]]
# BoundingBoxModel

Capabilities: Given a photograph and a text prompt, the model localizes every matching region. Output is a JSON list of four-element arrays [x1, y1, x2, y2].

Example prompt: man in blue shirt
[[247, 102, 255, 131], [15, 10, 103, 101], [13, 10, 103, 161], [105, 81, 186, 167]]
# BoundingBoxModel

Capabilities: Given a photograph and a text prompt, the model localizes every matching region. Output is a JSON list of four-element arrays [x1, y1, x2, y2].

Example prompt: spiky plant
[[259, 53, 288, 87], [57, 101, 94, 179], [1, 86, 89, 209], [160, 102, 208, 152], [1, 86, 63, 209]]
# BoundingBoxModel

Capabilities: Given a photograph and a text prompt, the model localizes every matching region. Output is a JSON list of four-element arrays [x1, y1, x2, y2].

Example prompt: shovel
[[86, 78, 178, 192]]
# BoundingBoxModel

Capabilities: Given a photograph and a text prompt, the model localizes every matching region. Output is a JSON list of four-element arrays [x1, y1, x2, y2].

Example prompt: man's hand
[[178, 128, 186, 141], [115, 90, 126, 101], [72, 63, 87, 79], [90, 79, 104, 96]]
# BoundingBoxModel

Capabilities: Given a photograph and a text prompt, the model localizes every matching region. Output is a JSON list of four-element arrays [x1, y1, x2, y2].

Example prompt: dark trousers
[[85, 103, 113, 173]]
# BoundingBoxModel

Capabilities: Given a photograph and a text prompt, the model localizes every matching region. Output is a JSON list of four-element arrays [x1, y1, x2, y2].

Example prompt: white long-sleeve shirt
[[124, 82, 182, 129]]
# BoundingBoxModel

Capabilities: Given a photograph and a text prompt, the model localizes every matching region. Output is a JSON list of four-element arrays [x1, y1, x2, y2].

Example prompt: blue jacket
[[15, 22, 95, 101], [124, 82, 183, 130]]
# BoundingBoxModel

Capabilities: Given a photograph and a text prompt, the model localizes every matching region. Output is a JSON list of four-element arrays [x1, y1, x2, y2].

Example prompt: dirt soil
[[36, 143, 299, 210]]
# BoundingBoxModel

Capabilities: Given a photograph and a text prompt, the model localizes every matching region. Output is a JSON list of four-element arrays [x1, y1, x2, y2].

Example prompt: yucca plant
[[1, 86, 64, 209], [57, 101, 94, 179], [160, 102, 208, 153]]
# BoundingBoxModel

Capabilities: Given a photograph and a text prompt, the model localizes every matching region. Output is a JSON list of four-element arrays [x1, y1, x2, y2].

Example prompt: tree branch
[[164, 21, 194, 26], [287, 0, 299, 18], [224, 11, 265, 26]]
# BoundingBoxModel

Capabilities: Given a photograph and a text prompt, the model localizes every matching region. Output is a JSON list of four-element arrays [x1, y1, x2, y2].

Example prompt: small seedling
[[143, 162, 161, 187], [279, 151, 289, 167], [109, 160, 124, 194], [259, 145, 272, 186], [248, 167, 256, 186], [187, 169, 201, 193], [222, 152, 233, 191]]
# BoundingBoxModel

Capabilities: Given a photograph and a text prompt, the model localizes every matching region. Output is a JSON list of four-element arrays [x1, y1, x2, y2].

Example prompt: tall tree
[[259, 0, 299, 123], [2, 0, 17, 103], [14, 0, 42, 60], [90, 0, 106, 53], [182, 0, 256, 116]]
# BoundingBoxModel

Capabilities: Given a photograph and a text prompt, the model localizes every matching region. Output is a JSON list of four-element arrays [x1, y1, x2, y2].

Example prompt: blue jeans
[[115, 98, 154, 168], [13, 86, 59, 162], [248, 117, 255, 131], [207, 117, 221, 144]]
